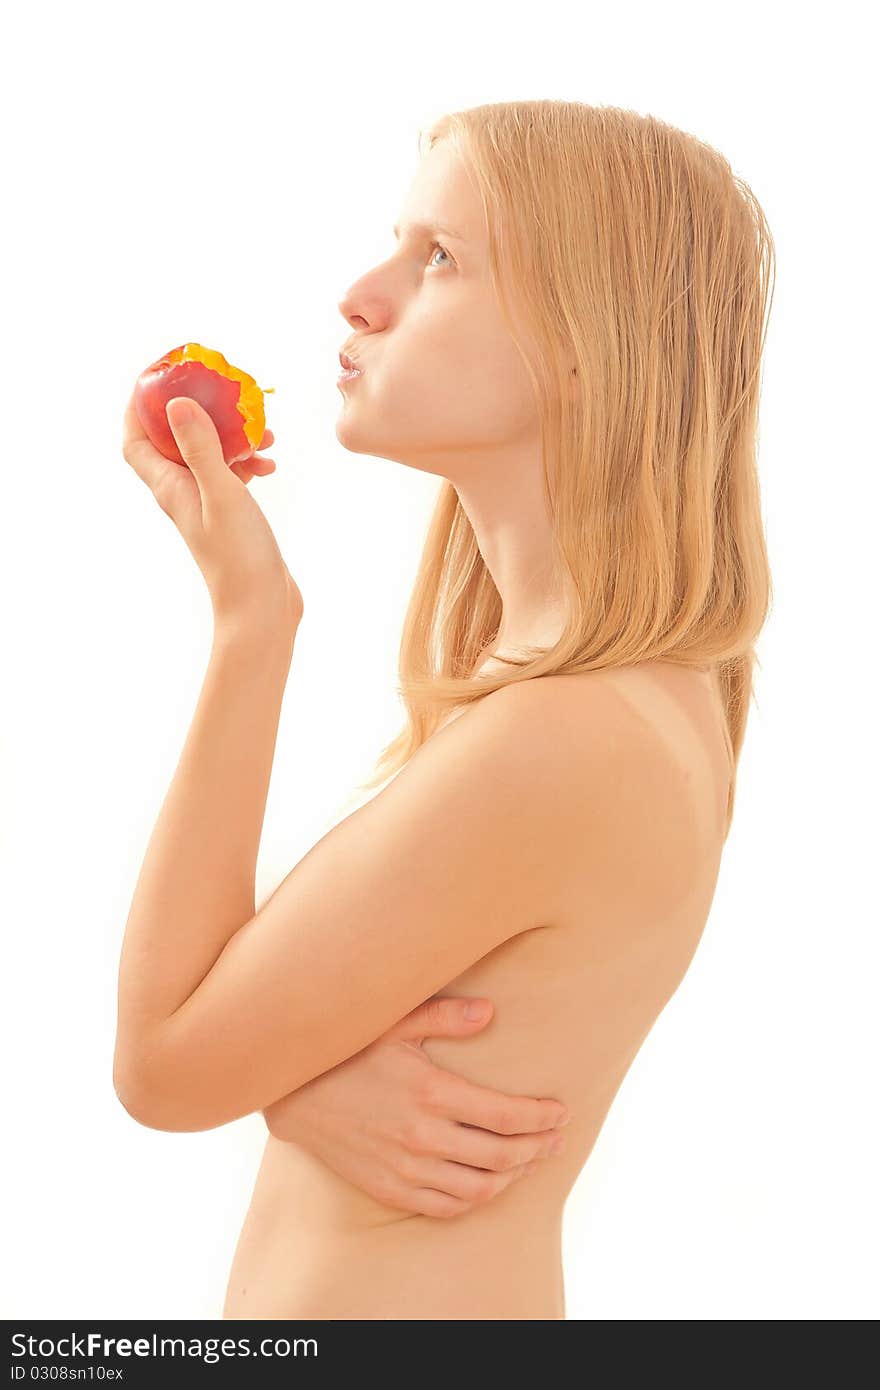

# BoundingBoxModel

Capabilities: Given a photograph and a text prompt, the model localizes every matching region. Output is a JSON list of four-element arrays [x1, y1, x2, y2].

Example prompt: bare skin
[[223, 658, 732, 1319], [260, 990, 570, 1218], [333, 138, 580, 654], [256, 648, 576, 1223], [223, 137, 733, 1319]]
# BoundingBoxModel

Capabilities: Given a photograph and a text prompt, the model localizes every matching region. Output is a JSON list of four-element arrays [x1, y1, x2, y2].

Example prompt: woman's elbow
[[112, 1060, 191, 1132]]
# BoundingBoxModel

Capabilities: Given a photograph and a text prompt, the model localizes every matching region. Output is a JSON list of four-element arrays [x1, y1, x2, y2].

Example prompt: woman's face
[[335, 140, 540, 481]]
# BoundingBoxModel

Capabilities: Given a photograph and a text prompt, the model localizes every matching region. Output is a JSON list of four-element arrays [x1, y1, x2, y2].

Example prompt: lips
[[339, 349, 361, 372]]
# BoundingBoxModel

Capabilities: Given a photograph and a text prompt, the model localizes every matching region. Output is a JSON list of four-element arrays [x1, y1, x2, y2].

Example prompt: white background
[[2, 0, 876, 1322]]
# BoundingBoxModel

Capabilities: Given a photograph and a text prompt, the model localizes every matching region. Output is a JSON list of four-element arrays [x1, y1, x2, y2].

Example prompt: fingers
[[164, 397, 236, 503], [435, 1117, 567, 1173], [123, 393, 276, 469], [122, 390, 191, 498], [230, 455, 276, 485], [429, 1076, 568, 1135], [374, 1115, 569, 1221], [404, 1188, 472, 1220], [374, 1161, 534, 1221], [123, 390, 149, 450], [122, 389, 276, 509], [400, 1111, 565, 1175], [122, 416, 179, 495], [407, 1154, 546, 1215], [380, 1138, 563, 1221], [390, 994, 493, 1044]]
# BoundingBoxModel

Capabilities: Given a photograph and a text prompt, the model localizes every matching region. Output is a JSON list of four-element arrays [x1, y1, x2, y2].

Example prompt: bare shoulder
[[418, 669, 637, 810], [473, 667, 685, 773], [356, 671, 703, 935], [424, 671, 689, 844], [482, 670, 711, 914], [387, 674, 599, 835], [436, 667, 684, 786]]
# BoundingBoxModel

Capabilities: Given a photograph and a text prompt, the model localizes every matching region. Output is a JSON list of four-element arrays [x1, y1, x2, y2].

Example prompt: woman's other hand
[[261, 996, 570, 1219]]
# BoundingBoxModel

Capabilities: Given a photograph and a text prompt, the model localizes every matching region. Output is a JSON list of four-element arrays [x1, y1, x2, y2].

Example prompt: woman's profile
[[114, 98, 775, 1320]]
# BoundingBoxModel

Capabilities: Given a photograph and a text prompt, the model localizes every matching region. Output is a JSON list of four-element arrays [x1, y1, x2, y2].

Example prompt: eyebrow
[[393, 220, 467, 243]]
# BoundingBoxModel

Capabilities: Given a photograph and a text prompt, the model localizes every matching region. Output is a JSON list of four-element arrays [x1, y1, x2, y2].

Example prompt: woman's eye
[[427, 241, 452, 270]]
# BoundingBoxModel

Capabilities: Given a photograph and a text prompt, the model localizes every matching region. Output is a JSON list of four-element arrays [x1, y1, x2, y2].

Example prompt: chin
[[334, 425, 446, 480], [333, 409, 371, 454]]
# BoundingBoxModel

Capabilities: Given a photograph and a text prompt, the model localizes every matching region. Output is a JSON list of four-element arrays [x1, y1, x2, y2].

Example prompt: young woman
[[115, 99, 774, 1320]]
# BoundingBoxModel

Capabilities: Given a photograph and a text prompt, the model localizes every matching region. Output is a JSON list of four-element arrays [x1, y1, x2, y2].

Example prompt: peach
[[133, 343, 275, 467]]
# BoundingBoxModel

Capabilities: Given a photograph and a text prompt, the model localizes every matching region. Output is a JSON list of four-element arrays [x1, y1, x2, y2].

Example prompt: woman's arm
[[115, 385, 299, 1089], [114, 614, 296, 1090]]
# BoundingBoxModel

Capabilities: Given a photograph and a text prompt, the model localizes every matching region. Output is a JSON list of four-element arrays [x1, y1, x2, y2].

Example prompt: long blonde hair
[[357, 100, 775, 839]]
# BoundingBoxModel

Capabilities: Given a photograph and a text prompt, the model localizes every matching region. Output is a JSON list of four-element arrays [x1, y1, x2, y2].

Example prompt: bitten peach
[[133, 343, 275, 467]]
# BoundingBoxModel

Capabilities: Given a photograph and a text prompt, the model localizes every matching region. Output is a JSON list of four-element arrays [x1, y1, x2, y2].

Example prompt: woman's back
[[223, 661, 732, 1319]]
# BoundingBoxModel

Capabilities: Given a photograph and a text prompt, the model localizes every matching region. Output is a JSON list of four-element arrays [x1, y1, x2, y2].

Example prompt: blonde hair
[[357, 100, 775, 839]]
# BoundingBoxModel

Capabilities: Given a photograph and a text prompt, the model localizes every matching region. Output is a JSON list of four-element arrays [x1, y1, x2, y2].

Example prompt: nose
[[339, 306, 369, 331], [338, 253, 400, 337]]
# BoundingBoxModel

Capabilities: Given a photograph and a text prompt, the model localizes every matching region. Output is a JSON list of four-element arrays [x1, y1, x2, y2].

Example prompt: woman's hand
[[261, 996, 570, 1220], [122, 391, 303, 631]]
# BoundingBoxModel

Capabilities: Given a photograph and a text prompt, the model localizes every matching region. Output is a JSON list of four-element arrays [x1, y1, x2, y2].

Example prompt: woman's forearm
[[114, 616, 296, 1088]]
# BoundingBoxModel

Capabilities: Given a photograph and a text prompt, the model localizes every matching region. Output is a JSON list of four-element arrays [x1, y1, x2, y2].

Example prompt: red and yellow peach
[[134, 343, 274, 467]]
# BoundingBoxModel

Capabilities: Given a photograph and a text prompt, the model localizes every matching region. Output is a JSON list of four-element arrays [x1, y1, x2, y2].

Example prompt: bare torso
[[223, 659, 733, 1319]]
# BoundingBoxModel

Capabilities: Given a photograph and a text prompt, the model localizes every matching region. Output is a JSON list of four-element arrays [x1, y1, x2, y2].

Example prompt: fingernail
[[464, 1000, 489, 1020]]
